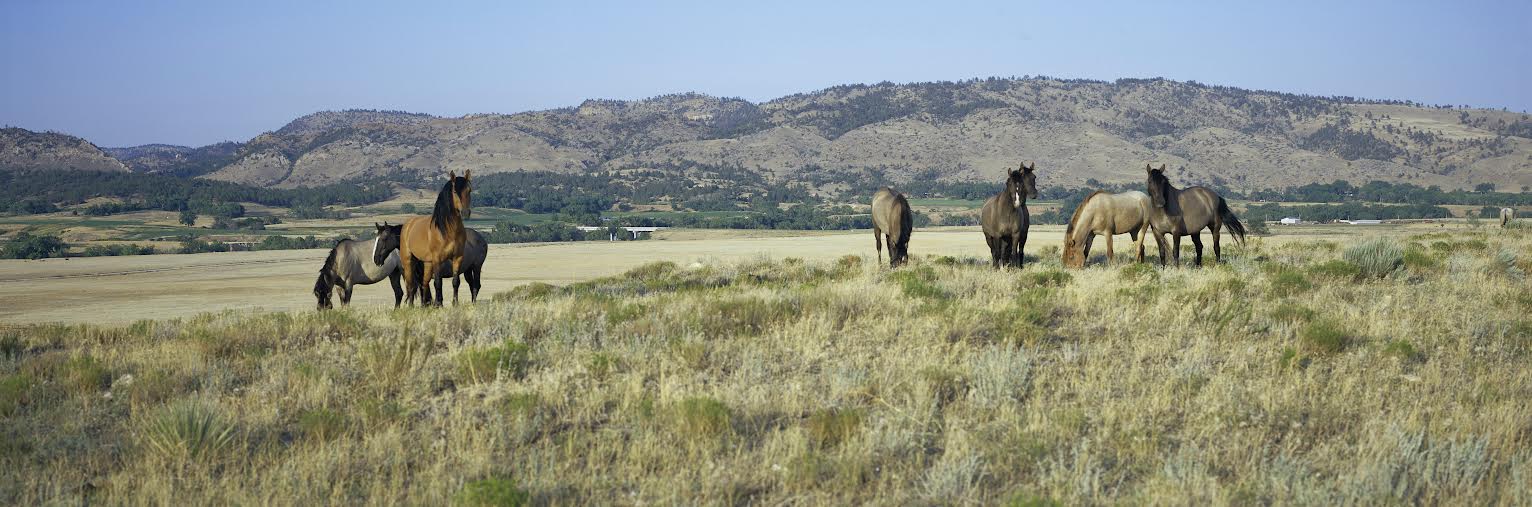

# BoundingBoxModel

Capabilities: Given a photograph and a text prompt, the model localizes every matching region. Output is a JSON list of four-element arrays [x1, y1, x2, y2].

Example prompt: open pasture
[[0, 224, 1528, 504]]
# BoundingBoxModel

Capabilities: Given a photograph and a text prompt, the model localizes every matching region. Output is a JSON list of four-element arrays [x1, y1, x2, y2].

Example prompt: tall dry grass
[[2, 230, 1531, 504]]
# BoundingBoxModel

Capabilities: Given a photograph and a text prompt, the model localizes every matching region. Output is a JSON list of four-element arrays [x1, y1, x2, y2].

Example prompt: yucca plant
[[138, 401, 236, 463], [1343, 237, 1404, 279]]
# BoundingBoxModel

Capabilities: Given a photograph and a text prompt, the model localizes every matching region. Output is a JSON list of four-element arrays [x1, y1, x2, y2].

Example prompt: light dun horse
[[1502, 208, 1514, 228], [399, 171, 472, 306], [313, 222, 403, 309], [871, 187, 913, 267], [980, 162, 1039, 269], [1144, 164, 1246, 266], [1062, 190, 1153, 268]]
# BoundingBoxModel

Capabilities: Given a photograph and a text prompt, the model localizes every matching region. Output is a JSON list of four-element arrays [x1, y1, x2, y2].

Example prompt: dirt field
[[0, 223, 1460, 324]]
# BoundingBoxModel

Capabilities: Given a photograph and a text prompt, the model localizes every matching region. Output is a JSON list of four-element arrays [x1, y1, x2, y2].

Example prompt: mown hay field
[[2, 227, 1530, 504]]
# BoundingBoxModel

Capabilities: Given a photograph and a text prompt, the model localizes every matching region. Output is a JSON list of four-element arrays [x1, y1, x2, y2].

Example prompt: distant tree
[[400, 203, 417, 214], [179, 209, 197, 226], [1474, 183, 1496, 193], [2, 231, 68, 259]]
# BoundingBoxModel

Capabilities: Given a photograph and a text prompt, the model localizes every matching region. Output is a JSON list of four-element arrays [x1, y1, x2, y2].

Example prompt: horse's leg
[[992, 237, 1004, 269], [1014, 232, 1027, 268], [1211, 221, 1223, 263], [1105, 232, 1115, 266], [402, 257, 418, 306], [430, 262, 446, 307], [1133, 226, 1146, 263], [1190, 232, 1205, 266], [452, 273, 461, 306], [341, 283, 353, 305], [389, 270, 403, 308], [874, 228, 884, 266], [468, 267, 482, 303], [1172, 234, 1182, 266]]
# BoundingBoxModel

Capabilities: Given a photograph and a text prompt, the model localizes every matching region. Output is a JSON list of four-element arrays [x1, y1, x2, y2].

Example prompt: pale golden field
[[2, 224, 1530, 504]]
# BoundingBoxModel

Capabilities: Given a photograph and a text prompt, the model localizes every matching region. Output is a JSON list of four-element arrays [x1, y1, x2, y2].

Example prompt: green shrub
[[624, 261, 678, 280], [63, 354, 110, 395], [0, 333, 21, 360], [805, 408, 863, 449], [1307, 259, 1362, 280], [1118, 262, 1158, 282], [1382, 339, 1422, 363], [493, 282, 559, 302], [0, 374, 32, 416], [296, 407, 349, 441], [1300, 319, 1350, 356], [455, 477, 530, 507], [457, 341, 532, 384], [889, 266, 945, 299], [1269, 303, 1316, 324], [1268, 269, 1312, 297], [1484, 249, 1525, 280], [137, 401, 237, 463], [500, 393, 541, 418], [586, 352, 619, 381], [1402, 244, 1440, 274], [674, 397, 732, 438], [1343, 237, 1404, 279]]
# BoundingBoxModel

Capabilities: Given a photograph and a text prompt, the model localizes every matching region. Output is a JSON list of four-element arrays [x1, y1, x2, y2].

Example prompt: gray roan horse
[[980, 162, 1039, 268], [393, 227, 488, 305], [1063, 190, 1153, 268], [1502, 208, 1515, 228], [313, 222, 403, 309], [1144, 164, 1246, 266], [871, 187, 913, 267]]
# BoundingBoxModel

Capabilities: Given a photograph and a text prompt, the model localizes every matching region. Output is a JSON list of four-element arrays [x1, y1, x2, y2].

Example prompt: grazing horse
[[1143, 164, 1246, 266], [313, 222, 403, 309], [1062, 190, 1153, 268], [399, 170, 472, 306], [980, 162, 1039, 269], [1502, 208, 1514, 228], [871, 187, 913, 267]]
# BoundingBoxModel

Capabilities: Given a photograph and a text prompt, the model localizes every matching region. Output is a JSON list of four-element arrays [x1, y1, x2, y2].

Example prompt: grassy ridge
[[2, 231, 1531, 504]]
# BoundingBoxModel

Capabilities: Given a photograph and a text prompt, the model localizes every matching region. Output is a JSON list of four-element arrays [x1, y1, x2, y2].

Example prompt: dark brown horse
[[980, 162, 1039, 268], [1144, 164, 1246, 266], [871, 187, 913, 267], [399, 170, 472, 306]]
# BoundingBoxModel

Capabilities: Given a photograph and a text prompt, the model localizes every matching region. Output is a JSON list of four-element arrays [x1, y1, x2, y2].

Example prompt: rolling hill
[[8, 77, 1532, 193]]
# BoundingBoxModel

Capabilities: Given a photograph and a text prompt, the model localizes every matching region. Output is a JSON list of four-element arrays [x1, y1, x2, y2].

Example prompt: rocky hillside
[[104, 142, 243, 177], [199, 79, 1532, 191], [16, 78, 1532, 192], [0, 128, 128, 173]]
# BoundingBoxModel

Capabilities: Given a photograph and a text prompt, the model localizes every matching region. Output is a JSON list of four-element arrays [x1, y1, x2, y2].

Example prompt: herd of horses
[[873, 162, 1246, 270], [315, 162, 1515, 309]]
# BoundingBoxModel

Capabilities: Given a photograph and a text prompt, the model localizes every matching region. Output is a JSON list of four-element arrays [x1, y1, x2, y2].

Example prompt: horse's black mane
[[431, 176, 468, 235]]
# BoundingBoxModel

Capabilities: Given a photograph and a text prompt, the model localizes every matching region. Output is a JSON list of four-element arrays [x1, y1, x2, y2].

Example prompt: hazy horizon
[[3, 0, 1528, 147]]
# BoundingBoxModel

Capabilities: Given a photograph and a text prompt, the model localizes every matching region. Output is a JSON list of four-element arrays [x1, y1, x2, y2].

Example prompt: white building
[[1279, 217, 1302, 225]]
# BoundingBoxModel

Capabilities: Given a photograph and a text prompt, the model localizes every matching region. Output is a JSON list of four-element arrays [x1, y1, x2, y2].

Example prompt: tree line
[[0, 170, 393, 216]]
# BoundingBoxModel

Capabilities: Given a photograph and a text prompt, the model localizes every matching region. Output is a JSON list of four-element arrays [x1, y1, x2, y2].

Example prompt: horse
[[399, 170, 472, 307], [1143, 164, 1246, 266], [1502, 208, 1515, 228], [980, 162, 1039, 269], [312, 222, 403, 310], [871, 187, 913, 267], [1062, 190, 1153, 268], [405, 227, 487, 305]]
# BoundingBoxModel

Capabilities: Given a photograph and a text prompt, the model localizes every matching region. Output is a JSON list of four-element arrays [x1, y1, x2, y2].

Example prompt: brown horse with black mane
[[980, 162, 1039, 269], [871, 187, 913, 267], [1144, 164, 1245, 266], [399, 170, 472, 306]]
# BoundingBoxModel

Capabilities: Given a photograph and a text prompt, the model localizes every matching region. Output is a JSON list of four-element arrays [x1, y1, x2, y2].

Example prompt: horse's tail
[[1217, 197, 1247, 245], [314, 246, 339, 302]]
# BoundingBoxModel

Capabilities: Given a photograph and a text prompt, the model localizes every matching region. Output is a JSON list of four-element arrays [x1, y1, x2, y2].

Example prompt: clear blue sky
[[2, 0, 1527, 147]]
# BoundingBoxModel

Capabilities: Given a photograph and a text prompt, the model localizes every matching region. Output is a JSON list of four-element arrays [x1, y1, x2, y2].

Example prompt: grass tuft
[[137, 401, 237, 464], [1343, 237, 1404, 279], [805, 408, 863, 449], [455, 477, 530, 507], [673, 397, 732, 438], [1300, 319, 1351, 356], [457, 341, 532, 384]]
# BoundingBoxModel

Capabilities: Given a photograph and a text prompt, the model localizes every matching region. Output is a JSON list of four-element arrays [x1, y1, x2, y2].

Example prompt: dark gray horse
[[313, 222, 403, 309], [1144, 164, 1246, 266], [871, 187, 913, 267], [390, 227, 487, 305], [980, 162, 1039, 269]]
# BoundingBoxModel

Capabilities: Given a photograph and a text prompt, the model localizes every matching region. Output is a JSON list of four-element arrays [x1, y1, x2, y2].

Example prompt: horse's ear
[[463, 169, 471, 181], [1158, 164, 1167, 171], [448, 170, 456, 180], [1145, 163, 1154, 173], [1023, 161, 1035, 172]]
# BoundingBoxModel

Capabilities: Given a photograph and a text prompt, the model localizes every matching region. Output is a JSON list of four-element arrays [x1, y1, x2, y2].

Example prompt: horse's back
[[871, 188, 909, 233]]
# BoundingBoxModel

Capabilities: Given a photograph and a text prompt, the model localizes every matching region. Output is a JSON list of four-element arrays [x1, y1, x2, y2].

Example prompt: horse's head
[[1062, 234, 1084, 269], [374, 221, 402, 265], [313, 269, 334, 310], [448, 169, 472, 220], [1145, 163, 1170, 209], [1005, 162, 1039, 208]]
